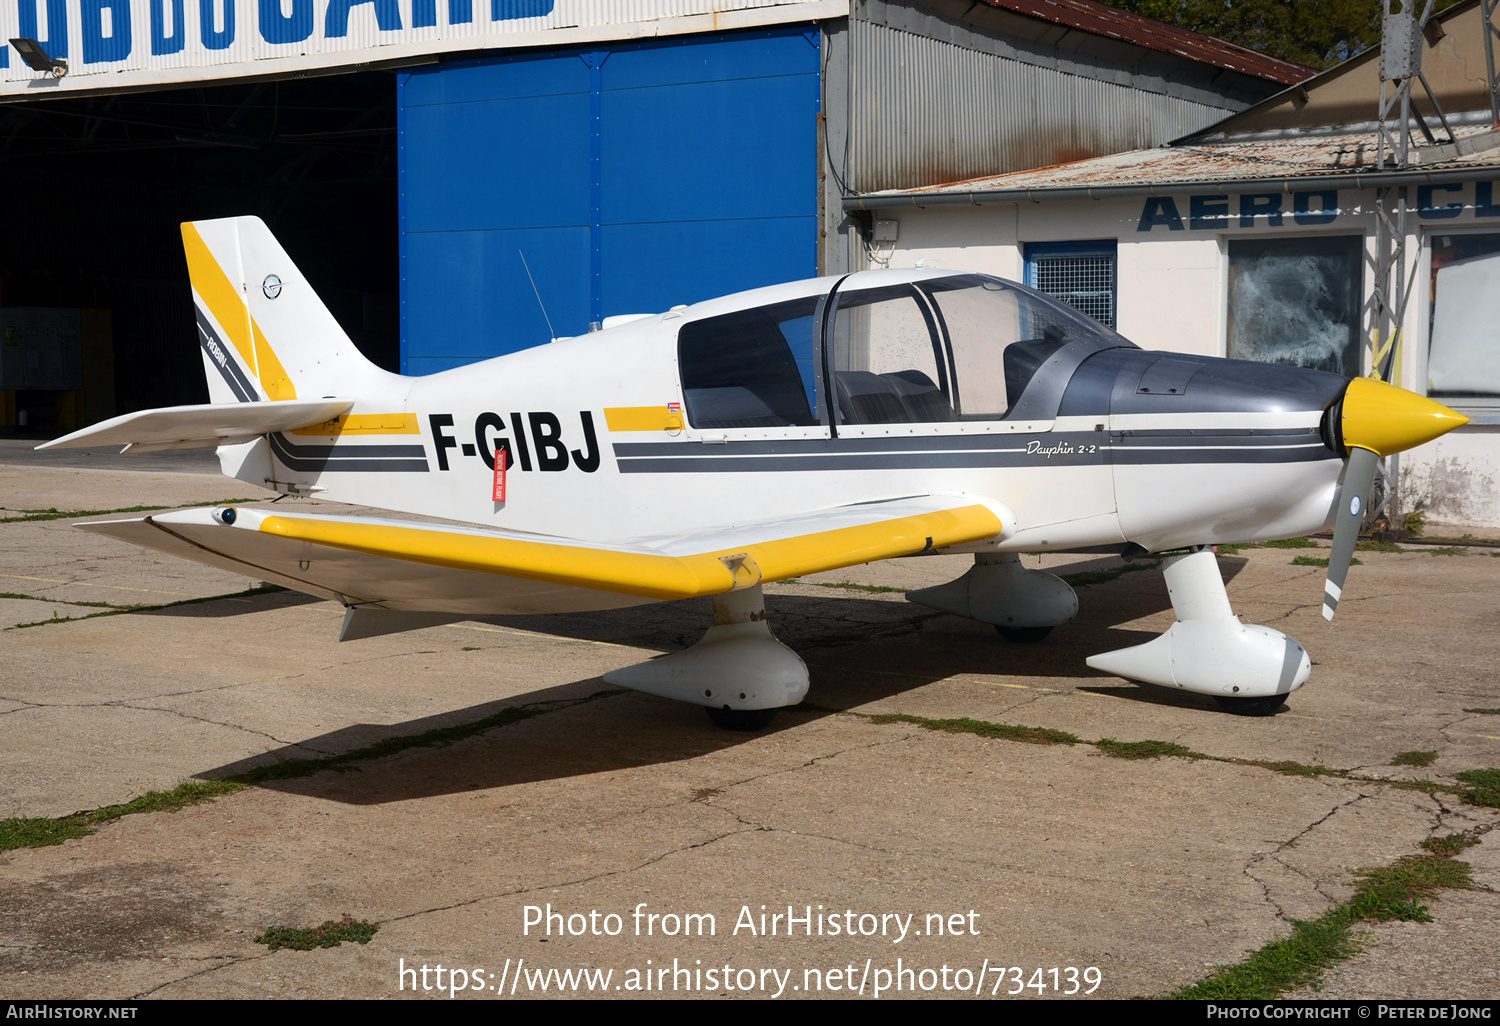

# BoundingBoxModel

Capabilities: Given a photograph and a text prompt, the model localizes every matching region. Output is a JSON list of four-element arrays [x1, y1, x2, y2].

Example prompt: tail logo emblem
[[262, 274, 283, 300]]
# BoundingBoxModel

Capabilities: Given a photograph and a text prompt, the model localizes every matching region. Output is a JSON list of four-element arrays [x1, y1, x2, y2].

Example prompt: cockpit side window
[[917, 275, 1128, 418], [677, 297, 821, 429], [828, 284, 953, 425]]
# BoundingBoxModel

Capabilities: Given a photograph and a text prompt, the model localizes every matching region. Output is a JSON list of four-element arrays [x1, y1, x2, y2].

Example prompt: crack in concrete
[[131, 951, 270, 999], [1244, 789, 1370, 923], [114, 701, 332, 754]]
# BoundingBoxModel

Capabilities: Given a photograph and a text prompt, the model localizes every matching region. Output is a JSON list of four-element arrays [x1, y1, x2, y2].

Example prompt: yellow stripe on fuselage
[[257, 504, 1002, 601], [604, 406, 684, 432], [181, 222, 297, 401], [290, 413, 421, 437]]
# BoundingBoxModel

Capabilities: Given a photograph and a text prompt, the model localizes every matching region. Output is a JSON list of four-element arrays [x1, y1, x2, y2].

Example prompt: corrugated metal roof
[[983, 0, 1317, 85], [853, 122, 1500, 204]]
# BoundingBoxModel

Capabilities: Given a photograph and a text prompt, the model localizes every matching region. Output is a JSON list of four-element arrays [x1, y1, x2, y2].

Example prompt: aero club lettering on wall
[[1137, 192, 1340, 231]]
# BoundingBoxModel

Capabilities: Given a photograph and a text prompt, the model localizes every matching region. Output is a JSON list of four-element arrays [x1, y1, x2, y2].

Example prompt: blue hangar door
[[398, 26, 822, 374]]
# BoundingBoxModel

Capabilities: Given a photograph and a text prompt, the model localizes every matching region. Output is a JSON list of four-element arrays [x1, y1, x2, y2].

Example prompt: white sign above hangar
[[0, 0, 845, 97]]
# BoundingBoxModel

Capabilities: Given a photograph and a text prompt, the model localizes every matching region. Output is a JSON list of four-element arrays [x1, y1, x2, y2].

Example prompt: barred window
[[1024, 240, 1117, 329]]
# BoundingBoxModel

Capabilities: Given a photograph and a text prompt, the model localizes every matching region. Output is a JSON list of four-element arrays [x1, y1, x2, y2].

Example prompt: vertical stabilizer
[[183, 216, 399, 405]]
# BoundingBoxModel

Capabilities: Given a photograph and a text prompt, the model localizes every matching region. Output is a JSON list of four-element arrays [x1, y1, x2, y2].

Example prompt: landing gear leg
[[906, 552, 1077, 636], [603, 583, 806, 730], [1086, 547, 1309, 709]]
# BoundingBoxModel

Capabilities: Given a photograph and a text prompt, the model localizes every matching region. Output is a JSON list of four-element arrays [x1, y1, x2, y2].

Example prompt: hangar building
[[0, 0, 1301, 427]]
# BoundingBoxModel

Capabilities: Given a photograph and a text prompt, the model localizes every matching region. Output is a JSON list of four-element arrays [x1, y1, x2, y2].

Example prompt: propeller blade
[[1324, 446, 1378, 621]]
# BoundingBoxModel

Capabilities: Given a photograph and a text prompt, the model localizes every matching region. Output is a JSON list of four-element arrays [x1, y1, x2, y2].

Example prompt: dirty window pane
[[1428, 232, 1500, 398], [1227, 236, 1362, 376]]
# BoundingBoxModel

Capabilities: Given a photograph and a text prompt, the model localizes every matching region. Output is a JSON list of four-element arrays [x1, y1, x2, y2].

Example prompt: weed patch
[[1424, 546, 1467, 556], [1291, 555, 1361, 568], [1463, 708, 1500, 715], [1171, 850, 1473, 999], [868, 712, 1079, 746], [1355, 539, 1403, 552], [0, 779, 247, 852], [1455, 768, 1500, 808], [814, 581, 908, 594], [1421, 833, 1479, 857], [1096, 738, 1201, 760], [1391, 750, 1438, 768], [255, 915, 377, 952], [1263, 537, 1314, 549]]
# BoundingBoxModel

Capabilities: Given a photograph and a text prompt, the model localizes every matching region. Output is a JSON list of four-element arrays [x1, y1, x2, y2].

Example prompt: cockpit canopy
[[677, 271, 1133, 430]]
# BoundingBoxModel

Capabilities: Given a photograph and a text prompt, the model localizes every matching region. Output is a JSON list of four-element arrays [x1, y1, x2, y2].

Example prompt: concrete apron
[[1, 464, 1497, 1000]]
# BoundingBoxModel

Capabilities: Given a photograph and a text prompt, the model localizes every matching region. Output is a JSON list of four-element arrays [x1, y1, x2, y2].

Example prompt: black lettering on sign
[[529, 412, 569, 472], [571, 411, 600, 473]]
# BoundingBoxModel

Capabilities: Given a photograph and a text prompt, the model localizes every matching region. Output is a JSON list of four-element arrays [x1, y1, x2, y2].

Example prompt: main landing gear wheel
[[1213, 694, 1286, 717], [705, 707, 778, 731], [994, 624, 1053, 643]]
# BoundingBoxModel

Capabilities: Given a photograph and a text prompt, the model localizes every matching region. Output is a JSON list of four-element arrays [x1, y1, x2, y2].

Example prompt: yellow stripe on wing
[[257, 504, 1002, 601]]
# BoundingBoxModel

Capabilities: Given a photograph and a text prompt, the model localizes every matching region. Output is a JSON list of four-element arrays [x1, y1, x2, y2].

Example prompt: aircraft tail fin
[[183, 216, 396, 405]]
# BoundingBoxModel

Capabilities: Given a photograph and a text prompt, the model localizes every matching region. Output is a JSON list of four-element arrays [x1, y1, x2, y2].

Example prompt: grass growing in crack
[[1263, 537, 1314, 549], [1464, 707, 1500, 715], [1424, 546, 1467, 556], [255, 915, 377, 952], [1455, 768, 1500, 808], [1171, 851, 1474, 999], [1422, 833, 1479, 857], [0, 689, 628, 851], [1391, 750, 1438, 768], [1355, 539, 1404, 552], [868, 712, 1079, 746], [1291, 555, 1361, 568], [813, 581, 909, 594], [1234, 758, 1343, 779], [1058, 560, 1158, 587], [1096, 738, 1201, 760], [0, 779, 247, 851], [0, 592, 122, 608], [0, 499, 260, 524], [11, 584, 285, 629]]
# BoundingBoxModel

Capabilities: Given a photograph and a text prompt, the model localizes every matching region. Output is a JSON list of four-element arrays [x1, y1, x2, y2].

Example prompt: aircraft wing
[[77, 495, 1007, 620], [36, 399, 355, 452]]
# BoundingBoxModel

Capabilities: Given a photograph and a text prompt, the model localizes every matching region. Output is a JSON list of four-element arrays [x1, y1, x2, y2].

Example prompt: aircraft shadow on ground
[[199, 558, 1244, 804], [135, 590, 323, 618]]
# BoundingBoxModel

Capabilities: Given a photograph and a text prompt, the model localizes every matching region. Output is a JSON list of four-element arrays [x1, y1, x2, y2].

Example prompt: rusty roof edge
[[842, 164, 1496, 212]]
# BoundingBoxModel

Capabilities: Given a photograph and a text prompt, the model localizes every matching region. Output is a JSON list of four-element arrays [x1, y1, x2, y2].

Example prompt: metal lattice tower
[[1368, 0, 1458, 524]]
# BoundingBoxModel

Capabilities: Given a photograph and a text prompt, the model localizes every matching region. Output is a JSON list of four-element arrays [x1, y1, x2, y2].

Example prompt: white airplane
[[42, 216, 1467, 728]]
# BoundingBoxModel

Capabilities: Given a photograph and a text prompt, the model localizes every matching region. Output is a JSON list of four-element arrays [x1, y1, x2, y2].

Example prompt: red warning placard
[[492, 450, 507, 502]]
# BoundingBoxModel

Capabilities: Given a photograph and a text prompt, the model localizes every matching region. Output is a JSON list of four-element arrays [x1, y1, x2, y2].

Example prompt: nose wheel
[[705, 706, 778, 731], [994, 624, 1053, 643], [1213, 694, 1286, 717]]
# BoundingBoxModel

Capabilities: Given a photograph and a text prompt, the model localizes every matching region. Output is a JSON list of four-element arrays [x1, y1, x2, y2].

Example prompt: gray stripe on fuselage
[[268, 433, 430, 473]]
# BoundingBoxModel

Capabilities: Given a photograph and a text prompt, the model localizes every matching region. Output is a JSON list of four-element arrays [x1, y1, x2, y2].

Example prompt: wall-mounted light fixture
[[10, 38, 66, 77]]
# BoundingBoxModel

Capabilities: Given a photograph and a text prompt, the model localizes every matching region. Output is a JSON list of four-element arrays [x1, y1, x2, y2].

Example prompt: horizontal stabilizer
[[37, 399, 354, 452]]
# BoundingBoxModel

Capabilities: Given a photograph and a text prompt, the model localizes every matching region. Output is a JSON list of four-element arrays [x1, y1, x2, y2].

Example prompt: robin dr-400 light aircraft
[[43, 216, 1469, 728]]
